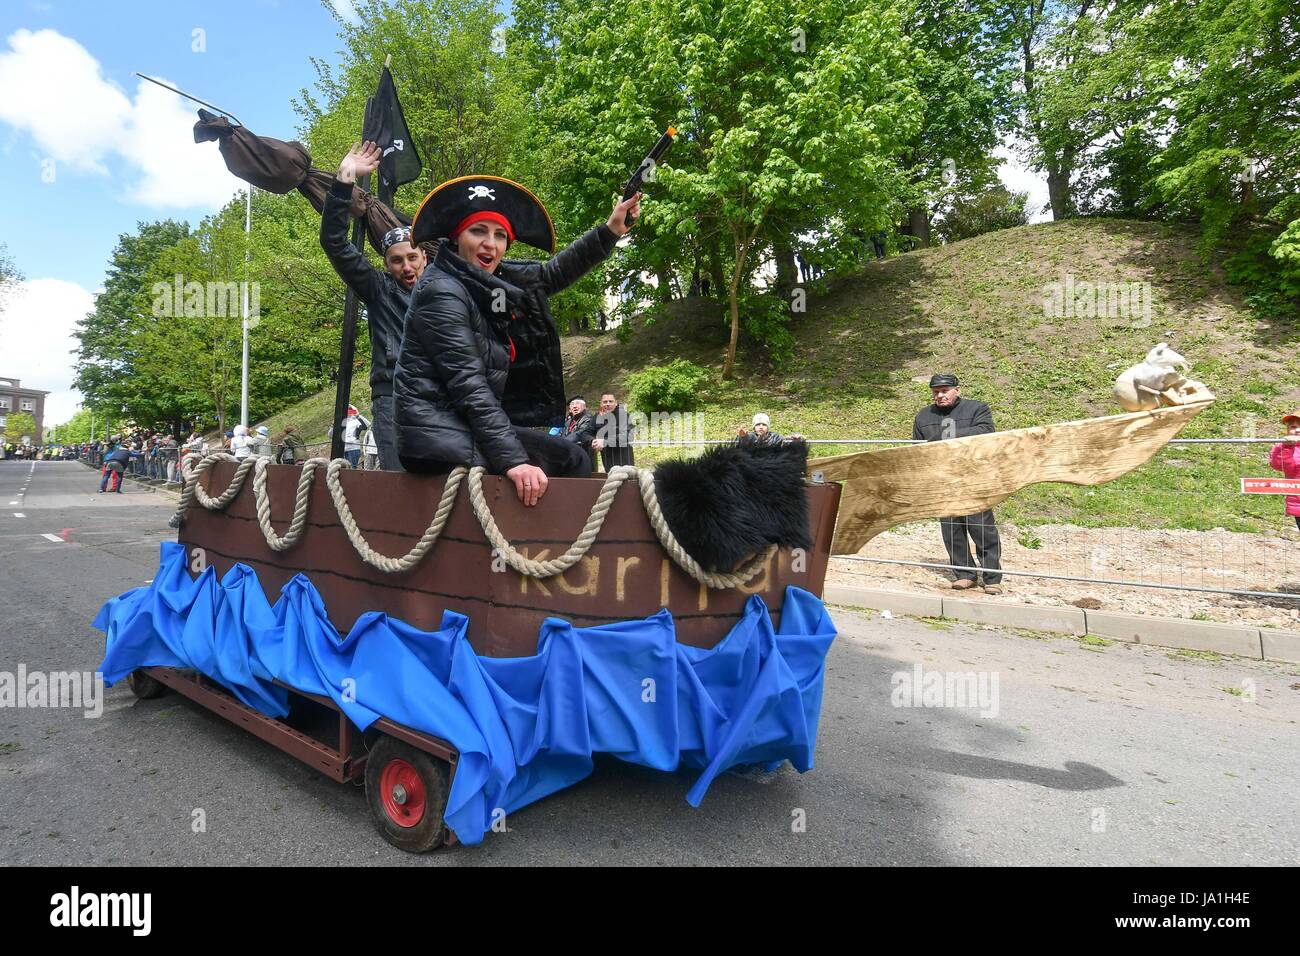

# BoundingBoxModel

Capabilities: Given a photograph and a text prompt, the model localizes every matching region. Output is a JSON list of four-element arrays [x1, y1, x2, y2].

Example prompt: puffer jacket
[[1268, 441, 1300, 516], [394, 224, 617, 471]]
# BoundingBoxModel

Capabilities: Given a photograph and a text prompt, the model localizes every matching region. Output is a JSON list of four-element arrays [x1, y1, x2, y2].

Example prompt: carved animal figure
[[1115, 343, 1194, 411]]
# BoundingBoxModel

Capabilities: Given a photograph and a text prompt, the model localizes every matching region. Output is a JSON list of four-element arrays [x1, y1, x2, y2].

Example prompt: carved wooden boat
[[177, 466, 842, 656]]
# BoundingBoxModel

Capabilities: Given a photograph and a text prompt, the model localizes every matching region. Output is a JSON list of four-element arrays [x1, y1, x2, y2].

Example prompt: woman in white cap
[[230, 424, 254, 460], [252, 425, 274, 457]]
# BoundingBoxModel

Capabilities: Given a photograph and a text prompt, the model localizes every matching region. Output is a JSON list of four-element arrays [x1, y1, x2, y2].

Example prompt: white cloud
[[0, 28, 242, 208], [124, 75, 244, 208], [0, 278, 95, 425], [995, 137, 1053, 224], [0, 28, 131, 174], [330, 1, 361, 24]]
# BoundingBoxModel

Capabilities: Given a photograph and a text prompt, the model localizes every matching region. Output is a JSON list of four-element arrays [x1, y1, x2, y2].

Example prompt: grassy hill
[[255, 217, 1300, 532]]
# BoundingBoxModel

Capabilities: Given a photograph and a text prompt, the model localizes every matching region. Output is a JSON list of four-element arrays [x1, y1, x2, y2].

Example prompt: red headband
[[450, 210, 514, 244]]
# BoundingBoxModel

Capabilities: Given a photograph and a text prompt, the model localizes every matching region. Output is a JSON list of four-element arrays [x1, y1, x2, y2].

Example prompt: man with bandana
[[321, 142, 425, 471]]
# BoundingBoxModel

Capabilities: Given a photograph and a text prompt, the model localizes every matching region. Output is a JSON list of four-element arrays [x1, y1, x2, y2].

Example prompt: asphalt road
[[2, 459, 1297, 866]]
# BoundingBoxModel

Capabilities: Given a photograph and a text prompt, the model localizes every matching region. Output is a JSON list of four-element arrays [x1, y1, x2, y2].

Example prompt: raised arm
[[536, 193, 641, 296], [320, 142, 385, 304]]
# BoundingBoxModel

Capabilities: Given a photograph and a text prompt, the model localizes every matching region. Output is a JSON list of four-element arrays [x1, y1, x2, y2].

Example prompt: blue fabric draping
[[95, 542, 836, 845]]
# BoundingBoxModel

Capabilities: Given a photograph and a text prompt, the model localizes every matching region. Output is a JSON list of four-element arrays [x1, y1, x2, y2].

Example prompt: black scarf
[[433, 241, 527, 329]]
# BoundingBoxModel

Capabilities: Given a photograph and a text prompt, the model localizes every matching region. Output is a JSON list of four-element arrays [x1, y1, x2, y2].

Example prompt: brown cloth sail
[[808, 402, 1213, 555], [193, 109, 409, 256]]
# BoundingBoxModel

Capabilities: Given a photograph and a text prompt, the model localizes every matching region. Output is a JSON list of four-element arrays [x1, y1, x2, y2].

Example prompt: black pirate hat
[[412, 175, 556, 253]]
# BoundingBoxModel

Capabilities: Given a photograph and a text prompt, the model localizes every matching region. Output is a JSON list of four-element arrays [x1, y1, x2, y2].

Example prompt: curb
[[822, 584, 1299, 664]]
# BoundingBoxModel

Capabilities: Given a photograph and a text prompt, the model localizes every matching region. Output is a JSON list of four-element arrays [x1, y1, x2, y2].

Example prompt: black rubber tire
[[126, 669, 168, 700], [364, 736, 450, 853]]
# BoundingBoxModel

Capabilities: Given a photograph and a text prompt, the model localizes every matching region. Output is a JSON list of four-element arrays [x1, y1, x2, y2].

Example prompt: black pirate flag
[[365, 66, 422, 198]]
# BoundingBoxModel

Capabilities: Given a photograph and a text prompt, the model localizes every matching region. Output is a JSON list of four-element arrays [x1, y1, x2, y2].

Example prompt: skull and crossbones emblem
[[467, 185, 496, 201]]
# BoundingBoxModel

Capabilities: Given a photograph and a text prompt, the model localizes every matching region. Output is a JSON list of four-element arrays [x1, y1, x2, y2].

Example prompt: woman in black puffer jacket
[[395, 172, 641, 506]]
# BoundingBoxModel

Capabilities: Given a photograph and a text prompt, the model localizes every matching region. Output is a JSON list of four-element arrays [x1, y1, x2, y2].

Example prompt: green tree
[[296, 0, 526, 215], [1032, 0, 1299, 310], [73, 220, 191, 425], [3, 411, 37, 443], [0, 241, 21, 316], [935, 186, 1030, 242], [50, 408, 94, 444], [1008, 0, 1100, 220], [894, 0, 1020, 247], [523, 0, 922, 377]]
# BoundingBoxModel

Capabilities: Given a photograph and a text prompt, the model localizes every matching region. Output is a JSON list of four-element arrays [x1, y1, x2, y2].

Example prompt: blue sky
[[0, 0, 368, 422], [0, 0, 358, 290]]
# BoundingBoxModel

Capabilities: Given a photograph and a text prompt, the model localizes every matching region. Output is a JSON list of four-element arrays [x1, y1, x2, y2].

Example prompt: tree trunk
[[655, 264, 673, 303], [772, 234, 797, 290], [1046, 161, 1073, 220], [724, 282, 741, 381], [707, 242, 726, 300], [722, 233, 751, 381], [907, 207, 931, 248]]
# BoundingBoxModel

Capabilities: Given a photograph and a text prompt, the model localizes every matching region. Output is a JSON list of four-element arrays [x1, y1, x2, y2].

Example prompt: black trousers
[[402, 426, 592, 479], [371, 394, 404, 472], [940, 510, 1002, 585]]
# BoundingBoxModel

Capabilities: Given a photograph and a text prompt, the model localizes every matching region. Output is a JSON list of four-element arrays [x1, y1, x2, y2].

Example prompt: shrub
[[626, 359, 710, 412]]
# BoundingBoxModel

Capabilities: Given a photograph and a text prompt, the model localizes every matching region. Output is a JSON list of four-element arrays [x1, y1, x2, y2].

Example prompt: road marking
[[13, 513, 25, 518], [41, 533, 64, 543], [7, 501, 15, 505]]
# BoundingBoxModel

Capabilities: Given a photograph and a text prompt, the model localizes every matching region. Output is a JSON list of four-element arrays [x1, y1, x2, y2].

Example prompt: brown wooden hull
[[178, 464, 840, 657]]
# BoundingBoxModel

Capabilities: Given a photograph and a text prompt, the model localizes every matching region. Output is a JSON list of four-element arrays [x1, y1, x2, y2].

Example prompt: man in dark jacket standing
[[321, 142, 424, 471], [912, 374, 1004, 594], [561, 396, 597, 471], [592, 392, 636, 470]]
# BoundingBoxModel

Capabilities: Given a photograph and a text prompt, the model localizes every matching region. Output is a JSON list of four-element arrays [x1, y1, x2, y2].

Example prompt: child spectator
[[1267, 410, 1300, 532]]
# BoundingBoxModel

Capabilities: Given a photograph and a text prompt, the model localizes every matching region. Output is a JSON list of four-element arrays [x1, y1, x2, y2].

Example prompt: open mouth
[[476, 253, 495, 268]]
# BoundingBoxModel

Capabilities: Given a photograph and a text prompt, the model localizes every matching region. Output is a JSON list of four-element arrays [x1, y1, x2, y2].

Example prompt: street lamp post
[[241, 186, 251, 429]]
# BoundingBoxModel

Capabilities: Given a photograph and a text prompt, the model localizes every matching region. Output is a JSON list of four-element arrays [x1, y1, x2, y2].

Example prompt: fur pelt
[[653, 439, 813, 572]]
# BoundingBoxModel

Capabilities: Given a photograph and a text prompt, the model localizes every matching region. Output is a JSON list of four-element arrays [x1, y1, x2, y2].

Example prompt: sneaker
[[983, 584, 1003, 595], [951, 579, 977, 590]]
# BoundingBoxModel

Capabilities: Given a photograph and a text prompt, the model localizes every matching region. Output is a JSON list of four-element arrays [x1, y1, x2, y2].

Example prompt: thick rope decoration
[[325, 459, 465, 574], [176, 453, 773, 588]]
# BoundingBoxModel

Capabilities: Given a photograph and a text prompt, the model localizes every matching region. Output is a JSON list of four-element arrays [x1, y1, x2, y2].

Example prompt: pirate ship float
[[95, 82, 1220, 852], [94, 386, 1212, 851]]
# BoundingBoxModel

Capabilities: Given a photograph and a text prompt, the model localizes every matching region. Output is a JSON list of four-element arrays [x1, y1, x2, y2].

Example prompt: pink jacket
[[1268, 442, 1300, 516]]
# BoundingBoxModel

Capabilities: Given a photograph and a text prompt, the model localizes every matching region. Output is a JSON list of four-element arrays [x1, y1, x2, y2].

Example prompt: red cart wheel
[[365, 735, 450, 852], [126, 669, 167, 700]]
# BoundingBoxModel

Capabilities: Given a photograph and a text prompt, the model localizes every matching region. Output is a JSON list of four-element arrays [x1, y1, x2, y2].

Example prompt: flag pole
[[135, 73, 253, 430], [329, 55, 394, 461], [134, 74, 244, 126], [329, 93, 377, 461]]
